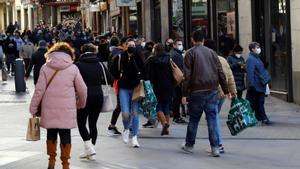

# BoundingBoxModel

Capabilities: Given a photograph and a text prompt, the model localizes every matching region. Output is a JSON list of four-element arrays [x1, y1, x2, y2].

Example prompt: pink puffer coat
[[30, 52, 87, 129]]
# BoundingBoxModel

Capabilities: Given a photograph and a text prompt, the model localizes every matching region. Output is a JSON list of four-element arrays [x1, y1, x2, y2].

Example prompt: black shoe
[[161, 124, 170, 136], [173, 117, 187, 124], [262, 119, 274, 125], [142, 121, 154, 128], [108, 126, 121, 135]]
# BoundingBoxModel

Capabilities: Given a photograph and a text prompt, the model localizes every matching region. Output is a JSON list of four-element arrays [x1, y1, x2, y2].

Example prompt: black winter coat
[[227, 54, 246, 91], [25, 47, 47, 85], [147, 53, 175, 102]]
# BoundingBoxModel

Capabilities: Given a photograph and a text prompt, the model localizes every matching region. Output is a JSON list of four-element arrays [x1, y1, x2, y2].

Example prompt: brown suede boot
[[157, 112, 169, 136], [165, 115, 170, 135], [60, 144, 71, 169], [47, 140, 57, 169]]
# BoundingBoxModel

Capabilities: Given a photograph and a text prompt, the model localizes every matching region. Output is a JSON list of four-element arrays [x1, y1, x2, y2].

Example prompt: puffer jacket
[[30, 52, 87, 129], [218, 56, 237, 98], [19, 41, 36, 59], [227, 54, 246, 91]]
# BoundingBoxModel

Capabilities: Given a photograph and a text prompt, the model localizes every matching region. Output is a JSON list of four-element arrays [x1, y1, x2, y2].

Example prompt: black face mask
[[165, 44, 173, 52], [127, 47, 136, 54]]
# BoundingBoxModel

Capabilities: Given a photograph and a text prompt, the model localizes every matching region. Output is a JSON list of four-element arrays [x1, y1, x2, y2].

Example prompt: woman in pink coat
[[29, 42, 87, 169]]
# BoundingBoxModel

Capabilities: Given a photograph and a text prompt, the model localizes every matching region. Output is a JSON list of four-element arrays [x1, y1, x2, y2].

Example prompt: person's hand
[[182, 97, 189, 105]]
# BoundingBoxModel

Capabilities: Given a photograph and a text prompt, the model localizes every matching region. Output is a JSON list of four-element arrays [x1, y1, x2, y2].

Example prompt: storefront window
[[171, 0, 184, 41], [129, 6, 138, 36], [270, 0, 289, 91], [216, 0, 236, 57], [191, 0, 209, 37]]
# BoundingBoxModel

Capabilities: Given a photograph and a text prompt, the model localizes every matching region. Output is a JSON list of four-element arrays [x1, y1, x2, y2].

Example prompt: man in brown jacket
[[181, 30, 229, 157]]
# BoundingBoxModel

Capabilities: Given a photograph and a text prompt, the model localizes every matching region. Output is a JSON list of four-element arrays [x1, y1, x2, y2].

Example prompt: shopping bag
[[99, 62, 114, 112], [2, 65, 7, 81], [142, 80, 157, 119], [26, 117, 40, 141], [226, 97, 257, 136], [265, 84, 270, 95], [132, 80, 145, 101], [170, 58, 184, 85]]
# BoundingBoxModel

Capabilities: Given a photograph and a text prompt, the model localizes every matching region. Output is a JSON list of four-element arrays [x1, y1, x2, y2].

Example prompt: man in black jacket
[[4, 32, 17, 75], [181, 30, 228, 157], [25, 40, 47, 85]]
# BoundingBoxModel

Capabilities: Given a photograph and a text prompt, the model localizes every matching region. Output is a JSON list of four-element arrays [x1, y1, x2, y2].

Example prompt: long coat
[[30, 52, 87, 129]]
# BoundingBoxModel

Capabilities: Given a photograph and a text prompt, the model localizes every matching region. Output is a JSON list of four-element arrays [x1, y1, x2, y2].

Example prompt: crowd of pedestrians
[[0, 22, 274, 169]]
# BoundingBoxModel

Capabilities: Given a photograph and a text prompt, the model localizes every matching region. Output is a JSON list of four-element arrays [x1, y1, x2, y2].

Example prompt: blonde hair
[[45, 42, 75, 60]]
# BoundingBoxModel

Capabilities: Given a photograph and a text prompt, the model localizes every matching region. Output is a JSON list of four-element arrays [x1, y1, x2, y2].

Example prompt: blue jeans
[[185, 90, 219, 148], [119, 88, 140, 136], [217, 98, 225, 146]]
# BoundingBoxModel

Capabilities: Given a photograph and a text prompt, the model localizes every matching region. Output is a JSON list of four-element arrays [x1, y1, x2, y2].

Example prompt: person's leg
[[131, 100, 140, 147], [119, 89, 131, 144], [237, 90, 243, 99], [257, 92, 272, 124], [185, 93, 204, 147], [47, 129, 58, 169], [77, 108, 90, 141], [110, 94, 121, 126], [89, 111, 101, 145], [246, 90, 260, 121], [216, 98, 225, 150], [172, 87, 181, 120], [59, 129, 71, 169]]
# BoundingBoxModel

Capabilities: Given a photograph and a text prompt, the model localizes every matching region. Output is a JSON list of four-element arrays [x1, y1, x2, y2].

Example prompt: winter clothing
[[25, 47, 47, 85], [218, 56, 237, 98], [60, 144, 71, 169], [227, 54, 246, 92], [182, 44, 228, 96], [19, 41, 36, 59], [29, 52, 87, 129], [47, 140, 57, 169]]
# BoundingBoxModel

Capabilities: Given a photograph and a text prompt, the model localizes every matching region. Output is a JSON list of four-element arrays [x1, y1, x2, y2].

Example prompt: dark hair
[[192, 30, 205, 42], [248, 42, 260, 51], [46, 42, 75, 60], [120, 37, 128, 45], [81, 43, 97, 53], [233, 45, 243, 52], [145, 41, 155, 49], [154, 43, 165, 56], [110, 36, 120, 46], [204, 39, 217, 51]]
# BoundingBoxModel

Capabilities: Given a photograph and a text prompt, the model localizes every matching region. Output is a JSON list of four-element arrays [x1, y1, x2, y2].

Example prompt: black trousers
[[77, 95, 102, 145], [246, 89, 268, 121], [23, 58, 30, 72], [47, 129, 71, 144], [110, 95, 121, 125], [237, 90, 243, 99], [172, 86, 182, 119]]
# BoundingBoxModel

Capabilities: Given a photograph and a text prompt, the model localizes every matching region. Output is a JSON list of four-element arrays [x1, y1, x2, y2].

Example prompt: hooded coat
[[30, 52, 87, 129]]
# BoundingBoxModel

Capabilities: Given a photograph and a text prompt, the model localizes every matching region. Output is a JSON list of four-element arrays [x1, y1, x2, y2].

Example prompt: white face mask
[[177, 45, 184, 51], [235, 54, 241, 58], [255, 47, 261, 54], [141, 42, 146, 48]]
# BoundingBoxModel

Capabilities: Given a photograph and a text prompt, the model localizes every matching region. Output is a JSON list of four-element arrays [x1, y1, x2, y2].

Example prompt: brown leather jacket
[[182, 44, 229, 96]]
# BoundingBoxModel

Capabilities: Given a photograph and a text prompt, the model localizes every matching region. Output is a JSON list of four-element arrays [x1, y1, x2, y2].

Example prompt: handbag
[[132, 80, 145, 101], [141, 80, 157, 119], [170, 58, 184, 85], [99, 62, 114, 112], [36, 70, 58, 116], [26, 117, 40, 141], [2, 64, 7, 81]]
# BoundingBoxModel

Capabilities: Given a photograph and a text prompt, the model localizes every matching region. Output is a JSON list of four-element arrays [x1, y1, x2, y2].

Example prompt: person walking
[[227, 45, 246, 99], [25, 40, 48, 85], [29, 42, 87, 169], [110, 39, 144, 148], [204, 39, 237, 154], [75, 43, 113, 160], [246, 42, 274, 125], [147, 43, 175, 135], [4, 32, 17, 75], [19, 35, 36, 71], [181, 30, 229, 157]]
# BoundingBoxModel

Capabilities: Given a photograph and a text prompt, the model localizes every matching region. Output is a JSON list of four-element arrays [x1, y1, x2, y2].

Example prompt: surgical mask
[[177, 45, 183, 51], [127, 47, 136, 54], [235, 54, 241, 58], [141, 42, 146, 48], [255, 47, 261, 54]]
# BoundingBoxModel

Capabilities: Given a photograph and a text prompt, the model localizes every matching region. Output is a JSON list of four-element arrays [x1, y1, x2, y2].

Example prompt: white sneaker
[[132, 136, 140, 148], [122, 129, 129, 144], [79, 140, 96, 159], [87, 154, 96, 161]]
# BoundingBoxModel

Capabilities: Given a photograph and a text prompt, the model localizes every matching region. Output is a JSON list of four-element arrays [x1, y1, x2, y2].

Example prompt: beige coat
[[218, 56, 237, 98]]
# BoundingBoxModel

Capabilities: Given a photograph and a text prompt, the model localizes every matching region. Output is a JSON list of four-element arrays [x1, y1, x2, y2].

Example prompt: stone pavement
[[0, 76, 300, 169]]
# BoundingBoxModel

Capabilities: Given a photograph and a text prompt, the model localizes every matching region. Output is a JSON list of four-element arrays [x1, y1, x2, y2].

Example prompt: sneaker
[[262, 119, 274, 126], [219, 145, 225, 154], [210, 147, 220, 157], [173, 117, 187, 124], [161, 124, 170, 136], [132, 136, 140, 148], [108, 126, 121, 136], [87, 155, 96, 161], [122, 129, 130, 144], [181, 143, 193, 154], [142, 121, 154, 128]]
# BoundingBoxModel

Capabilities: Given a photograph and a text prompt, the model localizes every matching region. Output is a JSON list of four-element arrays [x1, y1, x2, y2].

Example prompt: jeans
[[119, 88, 140, 136], [246, 89, 268, 121], [47, 129, 71, 144], [185, 90, 219, 148], [217, 98, 225, 146]]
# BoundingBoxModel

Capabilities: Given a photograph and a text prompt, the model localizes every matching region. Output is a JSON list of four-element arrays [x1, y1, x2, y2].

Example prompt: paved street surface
[[0, 75, 300, 169]]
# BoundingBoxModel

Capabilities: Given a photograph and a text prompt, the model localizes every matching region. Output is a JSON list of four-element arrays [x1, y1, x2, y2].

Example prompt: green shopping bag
[[141, 80, 157, 120], [226, 97, 257, 136]]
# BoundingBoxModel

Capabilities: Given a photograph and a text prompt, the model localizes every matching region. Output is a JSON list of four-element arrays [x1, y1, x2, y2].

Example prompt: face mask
[[177, 45, 183, 51], [255, 47, 261, 54], [24, 39, 28, 42], [152, 48, 155, 53], [141, 42, 146, 48], [235, 54, 241, 58], [127, 47, 136, 54], [9, 36, 13, 40]]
